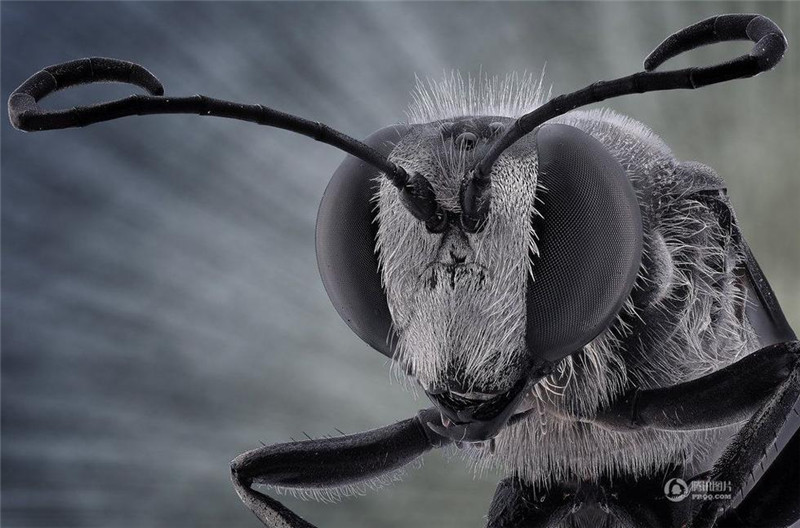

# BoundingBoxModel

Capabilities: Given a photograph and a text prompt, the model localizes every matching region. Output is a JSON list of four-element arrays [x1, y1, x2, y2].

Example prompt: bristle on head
[[407, 70, 550, 125]]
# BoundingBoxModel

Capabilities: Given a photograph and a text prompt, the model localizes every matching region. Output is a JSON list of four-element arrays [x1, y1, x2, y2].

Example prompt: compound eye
[[455, 132, 478, 151]]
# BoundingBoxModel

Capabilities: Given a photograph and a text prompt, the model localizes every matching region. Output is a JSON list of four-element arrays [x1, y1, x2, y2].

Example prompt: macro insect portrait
[[2, 3, 799, 528]]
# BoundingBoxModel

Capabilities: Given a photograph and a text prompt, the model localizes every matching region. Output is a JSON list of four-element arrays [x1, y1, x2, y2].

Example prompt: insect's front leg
[[231, 407, 450, 528]]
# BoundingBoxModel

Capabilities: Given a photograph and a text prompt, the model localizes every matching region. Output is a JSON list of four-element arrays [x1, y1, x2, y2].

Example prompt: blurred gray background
[[2, 2, 798, 527]]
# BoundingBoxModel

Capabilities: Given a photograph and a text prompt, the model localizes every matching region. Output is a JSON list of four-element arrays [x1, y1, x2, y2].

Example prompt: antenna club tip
[[128, 62, 165, 96], [642, 56, 659, 72], [7, 92, 38, 131]]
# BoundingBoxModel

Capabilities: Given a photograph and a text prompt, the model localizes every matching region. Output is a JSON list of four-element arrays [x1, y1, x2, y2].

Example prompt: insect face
[[376, 116, 539, 437]]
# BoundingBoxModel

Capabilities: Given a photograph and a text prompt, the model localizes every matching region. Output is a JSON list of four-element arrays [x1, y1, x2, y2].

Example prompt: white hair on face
[[377, 136, 540, 394], [406, 70, 550, 125], [378, 70, 551, 394]]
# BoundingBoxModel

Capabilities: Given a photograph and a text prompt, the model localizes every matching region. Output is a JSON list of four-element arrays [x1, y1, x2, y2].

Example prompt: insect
[[8, 11, 799, 528]]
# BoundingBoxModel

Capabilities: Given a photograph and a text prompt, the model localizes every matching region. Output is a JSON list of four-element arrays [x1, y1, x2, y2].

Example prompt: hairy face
[[375, 117, 539, 396]]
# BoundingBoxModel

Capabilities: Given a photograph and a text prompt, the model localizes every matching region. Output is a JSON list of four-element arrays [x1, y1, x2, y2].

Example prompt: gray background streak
[[1, 2, 798, 527]]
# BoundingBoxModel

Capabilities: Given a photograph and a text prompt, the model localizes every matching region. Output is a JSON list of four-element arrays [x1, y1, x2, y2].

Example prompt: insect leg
[[231, 408, 450, 528], [485, 477, 574, 528], [592, 342, 799, 432]]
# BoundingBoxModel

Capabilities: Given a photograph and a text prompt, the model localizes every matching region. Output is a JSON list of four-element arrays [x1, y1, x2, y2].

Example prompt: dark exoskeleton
[[8, 13, 799, 528]]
